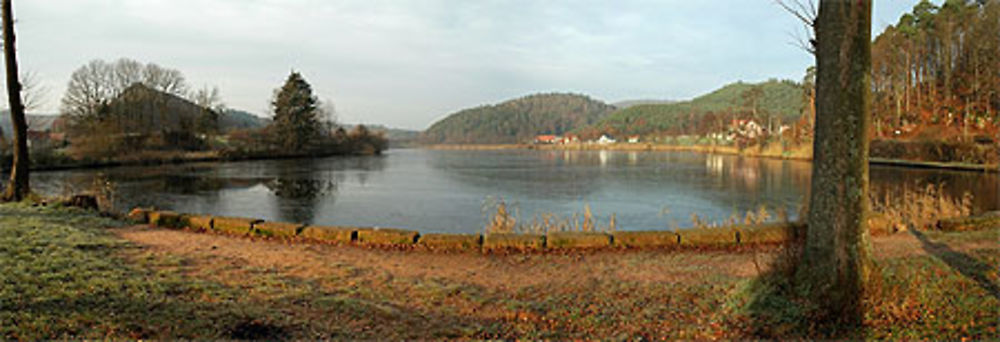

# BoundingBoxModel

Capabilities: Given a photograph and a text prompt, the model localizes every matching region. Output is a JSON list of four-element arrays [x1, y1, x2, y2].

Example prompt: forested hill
[[580, 79, 803, 137], [421, 93, 616, 144]]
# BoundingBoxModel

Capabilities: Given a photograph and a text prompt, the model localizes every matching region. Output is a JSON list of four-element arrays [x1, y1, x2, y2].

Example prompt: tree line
[[871, 0, 1000, 138]]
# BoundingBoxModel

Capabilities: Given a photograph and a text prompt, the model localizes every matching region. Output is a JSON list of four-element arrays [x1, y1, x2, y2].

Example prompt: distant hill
[[0, 113, 61, 135], [421, 93, 616, 144], [341, 124, 420, 147], [612, 99, 675, 109], [585, 79, 803, 136], [220, 109, 270, 132]]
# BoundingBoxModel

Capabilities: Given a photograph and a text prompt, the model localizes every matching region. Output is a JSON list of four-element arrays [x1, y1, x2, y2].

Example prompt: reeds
[[870, 182, 973, 230], [482, 197, 616, 234]]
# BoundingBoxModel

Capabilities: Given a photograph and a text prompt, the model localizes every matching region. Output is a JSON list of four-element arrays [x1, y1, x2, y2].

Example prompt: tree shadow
[[909, 229, 1000, 301]]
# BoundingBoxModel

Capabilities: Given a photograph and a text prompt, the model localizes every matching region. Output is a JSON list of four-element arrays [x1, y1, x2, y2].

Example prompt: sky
[[14, 0, 925, 130]]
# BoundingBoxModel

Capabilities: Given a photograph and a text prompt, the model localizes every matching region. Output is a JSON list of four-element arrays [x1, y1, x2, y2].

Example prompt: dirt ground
[[111, 225, 997, 339], [114, 225, 984, 288]]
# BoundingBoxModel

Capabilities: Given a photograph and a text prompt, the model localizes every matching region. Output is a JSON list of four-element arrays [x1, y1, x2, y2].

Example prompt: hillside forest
[[421, 1, 998, 165]]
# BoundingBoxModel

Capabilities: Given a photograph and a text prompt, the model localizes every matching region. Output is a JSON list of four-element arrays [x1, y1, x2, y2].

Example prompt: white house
[[597, 134, 616, 144]]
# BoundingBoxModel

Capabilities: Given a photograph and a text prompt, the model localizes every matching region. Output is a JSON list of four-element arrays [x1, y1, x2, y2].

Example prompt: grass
[[2, 202, 997, 339], [734, 228, 999, 339]]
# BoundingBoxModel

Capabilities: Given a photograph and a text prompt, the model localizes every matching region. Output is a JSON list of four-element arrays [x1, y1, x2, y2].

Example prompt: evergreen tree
[[270, 72, 321, 151]]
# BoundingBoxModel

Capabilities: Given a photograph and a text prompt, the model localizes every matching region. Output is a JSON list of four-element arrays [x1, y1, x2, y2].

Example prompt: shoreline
[[9, 143, 996, 174], [8, 150, 382, 173], [423, 143, 999, 173]]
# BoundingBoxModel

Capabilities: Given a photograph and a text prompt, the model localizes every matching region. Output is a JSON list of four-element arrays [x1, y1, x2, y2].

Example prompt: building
[[597, 134, 616, 144], [627, 135, 640, 143], [560, 135, 580, 144], [730, 119, 764, 139], [534, 135, 559, 144]]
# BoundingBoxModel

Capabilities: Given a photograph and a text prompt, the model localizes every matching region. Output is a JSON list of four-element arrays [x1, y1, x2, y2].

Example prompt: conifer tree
[[270, 72, 321, 151]]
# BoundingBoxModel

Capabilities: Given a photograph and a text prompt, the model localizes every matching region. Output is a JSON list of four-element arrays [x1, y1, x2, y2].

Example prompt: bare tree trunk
[[2, 0, 29, 202], [799, 0, 873, 325]]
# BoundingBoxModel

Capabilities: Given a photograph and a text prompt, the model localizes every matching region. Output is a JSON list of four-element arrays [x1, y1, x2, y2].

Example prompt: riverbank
[[424, 143, 1000, 173], [3, 203, 997, 339], [1, 148, 383, 173]]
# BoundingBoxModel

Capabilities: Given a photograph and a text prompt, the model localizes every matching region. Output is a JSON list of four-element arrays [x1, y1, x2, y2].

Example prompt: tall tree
[[270, 72, 321, 151], [2, 0, 28, 202], [799, 0, 873, 325]]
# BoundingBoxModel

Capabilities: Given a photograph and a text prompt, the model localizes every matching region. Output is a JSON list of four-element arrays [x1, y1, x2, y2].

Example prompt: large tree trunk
[[2, 0, 29, 202], [799, 0, 873, 324]]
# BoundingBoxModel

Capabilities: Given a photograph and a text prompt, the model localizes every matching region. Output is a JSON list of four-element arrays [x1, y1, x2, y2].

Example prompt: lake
[[27, 148, 1000, 234]]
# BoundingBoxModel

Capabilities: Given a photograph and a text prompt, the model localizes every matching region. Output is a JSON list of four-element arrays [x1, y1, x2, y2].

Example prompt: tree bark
[[799, 0, 873, 325], [2, 0, 29, 202]]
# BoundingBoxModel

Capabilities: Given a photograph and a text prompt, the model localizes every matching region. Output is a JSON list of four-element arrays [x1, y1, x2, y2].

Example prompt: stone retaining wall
[[127, 208, 993, 253]]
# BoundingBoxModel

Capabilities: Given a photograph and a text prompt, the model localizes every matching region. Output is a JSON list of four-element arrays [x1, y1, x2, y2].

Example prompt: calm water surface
[[29, 149, 1000, 233]]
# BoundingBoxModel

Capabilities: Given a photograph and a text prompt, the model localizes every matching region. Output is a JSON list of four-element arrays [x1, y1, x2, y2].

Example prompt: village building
[[534, 135, 560, 144]]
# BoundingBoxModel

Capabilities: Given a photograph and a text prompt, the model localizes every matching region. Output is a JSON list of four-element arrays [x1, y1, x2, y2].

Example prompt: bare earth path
[[112, 225, 999, 339]]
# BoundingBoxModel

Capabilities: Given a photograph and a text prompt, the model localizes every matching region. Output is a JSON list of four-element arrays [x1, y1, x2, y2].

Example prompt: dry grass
[[870, 182, 973, 231], [483, 198, 616, 235]]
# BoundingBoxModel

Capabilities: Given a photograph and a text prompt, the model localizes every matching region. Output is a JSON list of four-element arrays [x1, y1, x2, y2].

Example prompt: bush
[[870, 139, 998, 164]]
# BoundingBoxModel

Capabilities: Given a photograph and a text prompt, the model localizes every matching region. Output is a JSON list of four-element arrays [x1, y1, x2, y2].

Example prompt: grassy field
[[1, 203, 997, 339]]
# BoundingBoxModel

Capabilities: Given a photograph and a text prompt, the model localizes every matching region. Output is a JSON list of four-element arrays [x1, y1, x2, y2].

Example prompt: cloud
[[12, 0, 919, 130]]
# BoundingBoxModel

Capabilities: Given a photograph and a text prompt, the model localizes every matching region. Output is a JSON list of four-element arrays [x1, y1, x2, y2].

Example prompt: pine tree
[[270, 72, 321, 151]]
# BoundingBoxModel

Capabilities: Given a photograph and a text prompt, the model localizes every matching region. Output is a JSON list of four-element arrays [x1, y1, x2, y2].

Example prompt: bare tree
[[319, 98, 338, 136], [192, 85, 223, 136], [798, 0, 873, 325], [60, 58, 189, 119], [2, 0, 29, 201], [192, 85, 222, 109], [18, 70, 48, 112], [776, 0, 818, 54], [60, 59, 116, 118]]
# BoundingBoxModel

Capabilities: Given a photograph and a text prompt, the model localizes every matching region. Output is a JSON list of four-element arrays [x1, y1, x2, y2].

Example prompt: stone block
[[678, 227, 739, 247], [127, 207, 151, 224], [738, 223, 797, 245], [254, 221, 305, 238], [149, 211, 185, 229], [611, 230, 679, 249], [483, 233, 545, 252], [213, 216, 261, 235], [546, 232, 611, 249], [186, 215, 214, 231], [357, 228, 420, 245], [300, 226, 357, 244], [418, 233, 482, 251]]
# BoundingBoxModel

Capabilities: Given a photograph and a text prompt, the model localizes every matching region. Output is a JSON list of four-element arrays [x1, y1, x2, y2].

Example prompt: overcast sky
[[15, 0, 923, 130]]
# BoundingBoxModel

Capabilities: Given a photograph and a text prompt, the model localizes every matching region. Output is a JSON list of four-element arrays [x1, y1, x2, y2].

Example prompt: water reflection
[[26, 149, 999, 233]]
